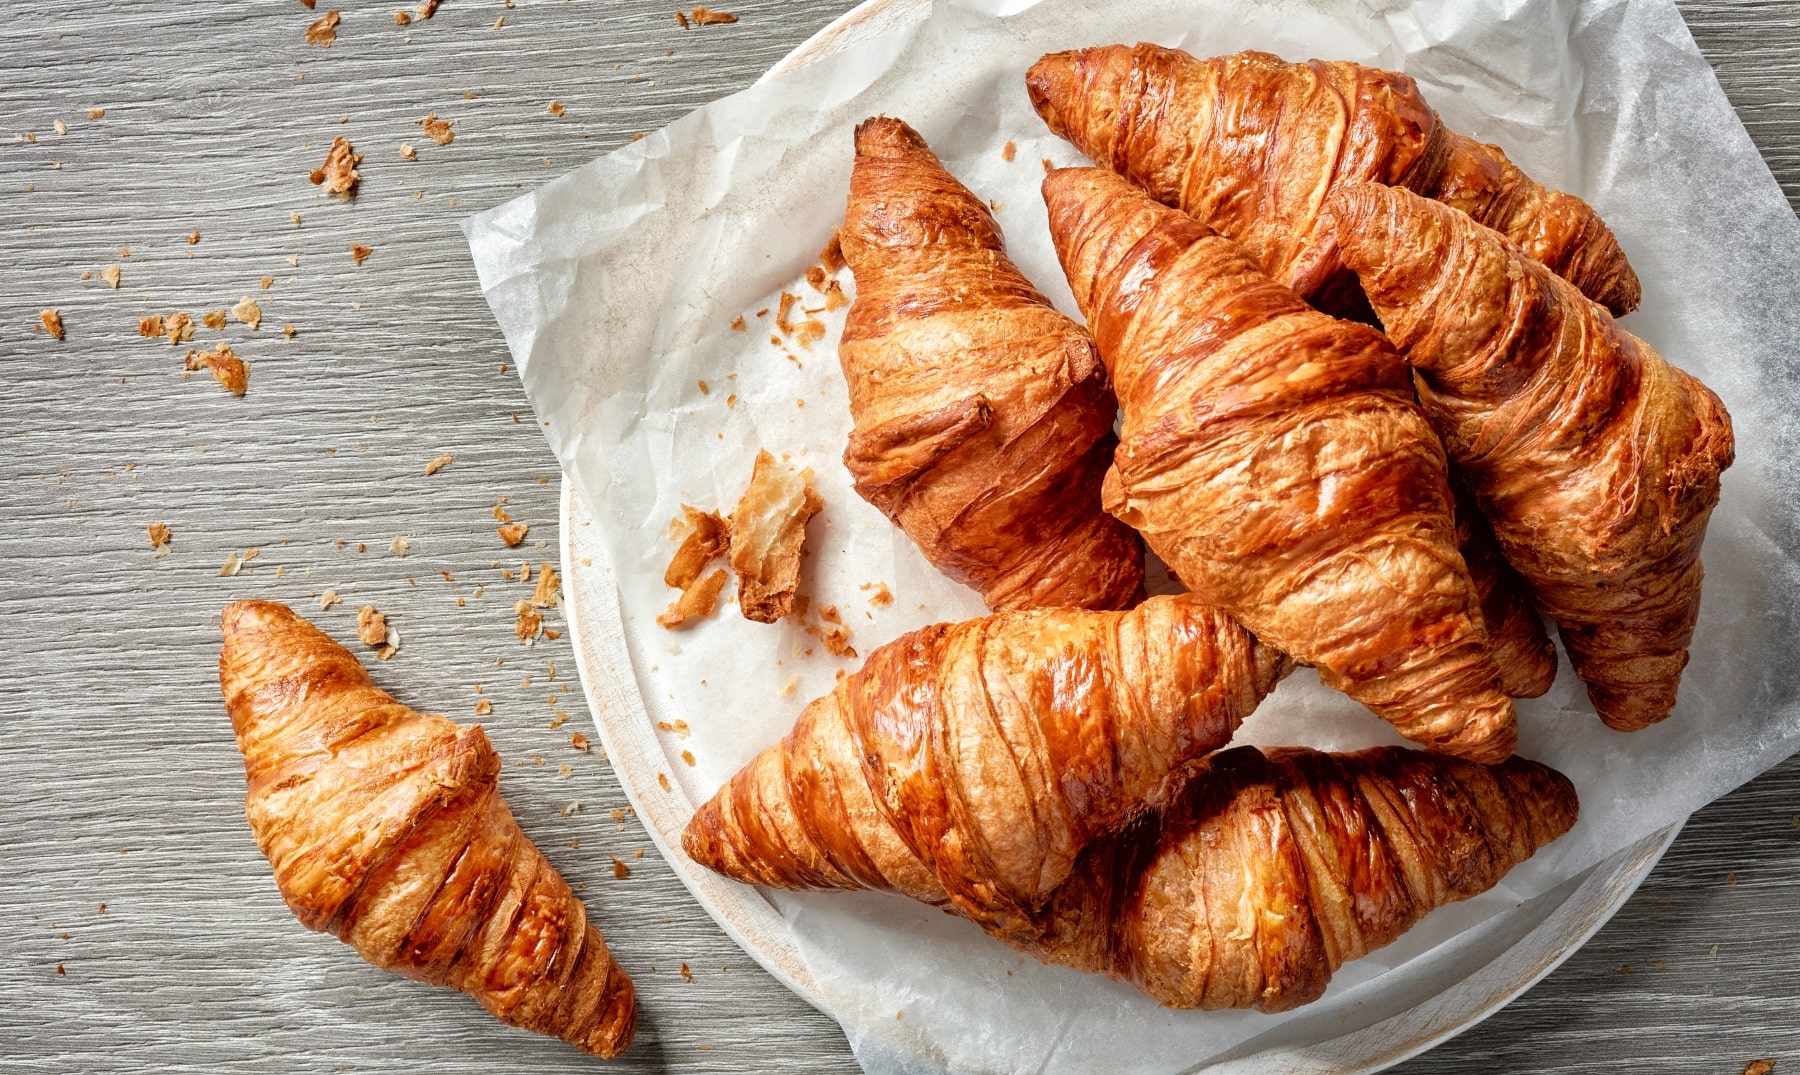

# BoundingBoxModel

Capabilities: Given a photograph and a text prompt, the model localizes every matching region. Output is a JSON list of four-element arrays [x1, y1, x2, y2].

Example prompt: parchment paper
[[466, 0, 1800, 1070]]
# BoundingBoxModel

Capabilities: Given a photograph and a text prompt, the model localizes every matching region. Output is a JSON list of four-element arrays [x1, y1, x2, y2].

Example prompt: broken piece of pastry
[[838, 117, 1144, 612], [1327, 182, 1734, 730], [728, 449, 822, 623], [683, 594, 1289, 935], [1010, 745, 1579, 1011], [1043, 165, 1516, 762], [218, 600, 636, 1056], [1025, 45, 1639, 317]]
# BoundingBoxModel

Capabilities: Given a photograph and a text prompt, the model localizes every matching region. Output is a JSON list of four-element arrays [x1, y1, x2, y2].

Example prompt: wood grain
[[0, 2, 1793, 1074]]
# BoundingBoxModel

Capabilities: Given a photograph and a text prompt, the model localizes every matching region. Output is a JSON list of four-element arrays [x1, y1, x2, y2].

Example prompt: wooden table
[[2, 2, 1794, 1072]]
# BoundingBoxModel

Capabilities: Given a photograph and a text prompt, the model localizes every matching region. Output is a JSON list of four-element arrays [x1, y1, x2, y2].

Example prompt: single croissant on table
[[838, 116, 1144, 612], [683, 595, 1289, 935], [1327, 183, 1735, 730], [1026, 45, 1640, 318], [1043, 165, 1516, 762], [219, 600, 636, 1057], [1012, 745, 1579, 1011]]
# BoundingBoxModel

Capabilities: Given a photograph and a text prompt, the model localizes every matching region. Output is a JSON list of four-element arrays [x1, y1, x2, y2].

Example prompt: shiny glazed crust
[[1015, 745, 1579, 1011], [838, 117, 1145, 611], [1025, 44, 1640, 317], [218, 600, 636, 1057], [682, 595, 1289, 935], [1043, 166, 1516, 763], [1328, 183, 1734, 730]]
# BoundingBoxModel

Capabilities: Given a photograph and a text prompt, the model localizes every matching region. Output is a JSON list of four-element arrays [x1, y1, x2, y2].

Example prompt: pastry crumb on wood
[[184, 343, 248, 396], [39, 310, 65, 340], [728, 450, 822, 623], [232, 297, 262, 330], [679, 962, 692, 980], [100, 264, 120, 288], [318, 590, 341, 610], [656, 568, 728, 629], [399, 141, 417, 161], [309, 137, 360, 196], [498, 521, 529, 546], [473, 698, 493, 716], [688, 6, 736, 24], [147, 522, 172, 550], [532, 562, 560, 608], [202, 310, 228, 330], [612, 858, 630, 879], [1742, 1061, 1775, 1075], [138, 314, 164, 338], [547, 101, 566, 117], [514, 599, 544, 641], [418, 113, 454, 145], [423, 452, 453, 475], [664, 506, 730, 590], [350, 243, 373, 265], [163, 312, 195, 345], [571, 732, 591, 752], [305, 9, 340, 46], [356, 605, 388, 646]]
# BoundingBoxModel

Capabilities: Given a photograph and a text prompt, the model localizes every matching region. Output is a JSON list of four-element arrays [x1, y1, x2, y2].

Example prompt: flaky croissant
[[1327, 183, 1734, 731], [1026, 45, 1640, 317], [1012, 745, 1579, 1011], [1043, 166, 1516, 762], [683, 595, 1289, 935], [1455, 480, 1558, 699], [219, 600, 636, 1056], [838, 117, 1144, 611]]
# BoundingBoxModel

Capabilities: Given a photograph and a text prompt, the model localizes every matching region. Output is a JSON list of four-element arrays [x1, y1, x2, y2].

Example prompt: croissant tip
[[853, 115, 928, 158], [1025, 51, 1078, 130], [220, 598, 300, 640]]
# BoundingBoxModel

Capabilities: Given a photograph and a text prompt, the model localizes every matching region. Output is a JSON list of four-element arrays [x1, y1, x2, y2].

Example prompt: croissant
[[1327, 183, 1734, 730], [219, 600, 636, 1056], [1043, 165, 1515, 762], [1025, 45, 1640, 317], [1011, 745, 1579, 1011], [683, 594, 1289, 935], [838, 117, 1144, 611], [1455, 480, 1558, 698]]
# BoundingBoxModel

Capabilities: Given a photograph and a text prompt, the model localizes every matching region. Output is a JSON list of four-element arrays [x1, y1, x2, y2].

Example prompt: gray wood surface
[[0, 2, 1793, 1073]]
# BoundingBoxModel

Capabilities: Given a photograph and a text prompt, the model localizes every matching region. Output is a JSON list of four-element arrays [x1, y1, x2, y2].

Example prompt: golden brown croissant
[[1327, 183, 1735, 731], [1043, 165, 1515, 762], [1455, 480, 1558, 698], [839, 117, 1144, 611], [1012, 745, 1579, 1011], [682, 595, 1289, 934], [1025, 45, 1640, 317], [219, 600, 636, 1056]]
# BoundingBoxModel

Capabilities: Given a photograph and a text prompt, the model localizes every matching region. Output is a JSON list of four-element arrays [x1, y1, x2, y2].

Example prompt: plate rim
[[559, 0, 1689, 1069]]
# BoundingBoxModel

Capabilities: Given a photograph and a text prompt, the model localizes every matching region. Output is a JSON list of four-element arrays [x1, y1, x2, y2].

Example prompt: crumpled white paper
[[466, 0, 1800, 1070]]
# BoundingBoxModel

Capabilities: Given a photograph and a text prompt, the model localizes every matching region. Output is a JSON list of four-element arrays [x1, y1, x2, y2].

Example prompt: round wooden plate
[[560, 2, 1685, 1070]]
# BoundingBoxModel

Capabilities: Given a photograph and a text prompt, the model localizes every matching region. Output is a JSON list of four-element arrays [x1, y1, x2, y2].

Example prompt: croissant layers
[[1026, 45, 1640, 317], [1327, 183, 1734, 730], [1043, 165, 1517, 762], [683, 595, 1290, 934], [838, 117, 1144, 611], [1013, 745, 1579, 1011], [219, 600, 636, 1056]]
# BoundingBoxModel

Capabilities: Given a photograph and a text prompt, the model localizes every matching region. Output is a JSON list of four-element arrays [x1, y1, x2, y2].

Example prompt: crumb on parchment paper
[[664, 507, 730, 590], [729, 451, 822, 623], [657, 568, 728, 629]]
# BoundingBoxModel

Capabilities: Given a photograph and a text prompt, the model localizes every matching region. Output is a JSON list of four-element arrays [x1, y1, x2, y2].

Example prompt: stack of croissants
[[216, 45, 1733, 1056]]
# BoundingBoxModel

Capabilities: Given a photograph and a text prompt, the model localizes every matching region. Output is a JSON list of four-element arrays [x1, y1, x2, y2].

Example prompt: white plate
[[559, 2, 1686, 1070]]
